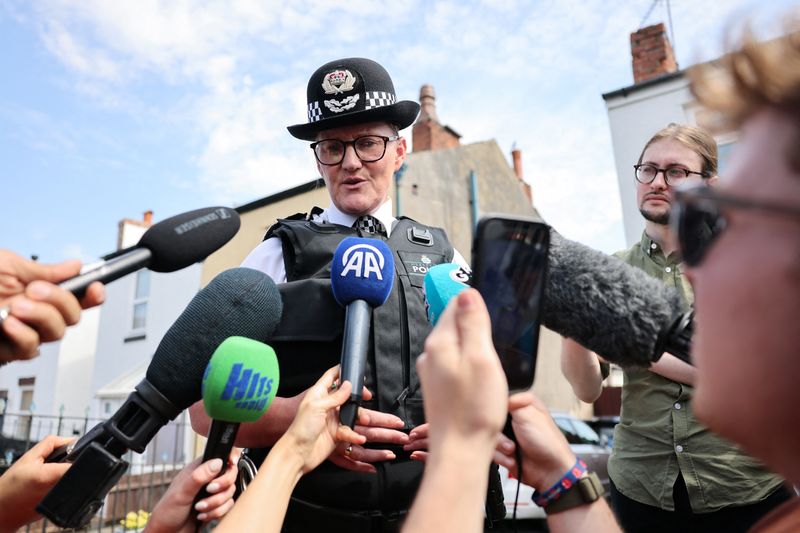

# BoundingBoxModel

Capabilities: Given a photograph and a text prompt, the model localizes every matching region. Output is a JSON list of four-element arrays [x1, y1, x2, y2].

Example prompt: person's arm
[[494, 392, 621, 533], [0, 250, 104, 362], [144, 451, 239, 533], [215, 366, 365, 533], [0, 435, 74, 533], [649, 352, 696, 386], [560, 337, 605, 403], [189, 386, 406, 472], [404, 289, 508, 533]]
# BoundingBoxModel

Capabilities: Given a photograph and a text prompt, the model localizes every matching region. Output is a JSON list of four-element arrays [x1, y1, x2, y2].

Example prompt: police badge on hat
[[287, 58, 421, 141]]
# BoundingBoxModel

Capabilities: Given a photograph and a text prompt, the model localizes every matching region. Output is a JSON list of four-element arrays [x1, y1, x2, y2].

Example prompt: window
[[131, 270, 150, 332]]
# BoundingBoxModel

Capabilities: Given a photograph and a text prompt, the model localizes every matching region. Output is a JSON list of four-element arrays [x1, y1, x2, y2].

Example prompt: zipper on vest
[[394, 280, 411, 411]]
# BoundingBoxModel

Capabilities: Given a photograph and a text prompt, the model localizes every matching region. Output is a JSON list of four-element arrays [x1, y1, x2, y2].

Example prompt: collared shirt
[[607, 232, 784, 512], [242, 199, 469, 282]]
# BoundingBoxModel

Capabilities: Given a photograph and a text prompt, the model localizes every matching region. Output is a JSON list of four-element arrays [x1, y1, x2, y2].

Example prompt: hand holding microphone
[[196, 336, 279, 504], [330, 237, 395, 428], [37, 267, 283, 529]]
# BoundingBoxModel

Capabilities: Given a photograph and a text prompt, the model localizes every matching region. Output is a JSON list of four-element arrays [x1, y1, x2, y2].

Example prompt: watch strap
[[545, 472, 604, 514]]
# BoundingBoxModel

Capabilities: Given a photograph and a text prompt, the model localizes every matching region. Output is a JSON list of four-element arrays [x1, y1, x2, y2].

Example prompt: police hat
[[287, 57, 420, 141]]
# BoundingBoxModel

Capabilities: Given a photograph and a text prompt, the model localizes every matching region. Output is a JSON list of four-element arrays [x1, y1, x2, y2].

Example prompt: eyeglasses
[[671, 185, 800, 266], [310, 135, 399, 166], [634, 164, 707, 186]]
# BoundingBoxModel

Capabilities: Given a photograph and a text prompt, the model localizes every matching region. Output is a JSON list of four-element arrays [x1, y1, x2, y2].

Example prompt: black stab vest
[[267, 211, 455, 429]]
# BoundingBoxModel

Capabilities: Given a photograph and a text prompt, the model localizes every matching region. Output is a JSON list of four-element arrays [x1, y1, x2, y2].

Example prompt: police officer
[[191, 57, 468, 532]]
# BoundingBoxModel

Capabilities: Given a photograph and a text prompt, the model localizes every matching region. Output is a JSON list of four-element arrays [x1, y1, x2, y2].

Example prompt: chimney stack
[[511, 145, 532, 204], [143, 210, 153, 226], [630, 23, 678, 84], [412, 84, 461, 152]]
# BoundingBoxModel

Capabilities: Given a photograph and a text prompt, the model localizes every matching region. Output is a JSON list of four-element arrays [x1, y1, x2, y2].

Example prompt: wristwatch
[[544, 472, 605, 514]]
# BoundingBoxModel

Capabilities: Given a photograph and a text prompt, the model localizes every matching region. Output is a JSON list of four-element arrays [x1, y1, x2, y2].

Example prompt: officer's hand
[[326, 390, 409, 473]]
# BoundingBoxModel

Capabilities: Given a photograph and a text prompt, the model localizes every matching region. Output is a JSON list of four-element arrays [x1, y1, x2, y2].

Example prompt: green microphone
[[196, 336, 279, 501]]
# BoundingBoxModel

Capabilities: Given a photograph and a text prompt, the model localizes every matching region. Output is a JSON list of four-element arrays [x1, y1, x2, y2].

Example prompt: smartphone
[[471, 215, 549, 392]]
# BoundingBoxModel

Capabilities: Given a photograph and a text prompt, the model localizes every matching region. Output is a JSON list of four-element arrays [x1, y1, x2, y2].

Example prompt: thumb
[[15, 259, 81, 285]]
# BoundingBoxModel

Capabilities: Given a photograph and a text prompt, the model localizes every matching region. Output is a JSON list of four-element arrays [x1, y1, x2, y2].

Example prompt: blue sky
[[1, 0, 795, 264]]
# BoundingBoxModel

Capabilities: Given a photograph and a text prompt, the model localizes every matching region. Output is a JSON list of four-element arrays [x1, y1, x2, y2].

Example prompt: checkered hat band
[[365, 91, 396, 110], [308, 102, 323, 122]]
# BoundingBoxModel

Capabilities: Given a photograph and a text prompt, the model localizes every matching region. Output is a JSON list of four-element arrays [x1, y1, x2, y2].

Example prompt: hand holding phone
[[471, 215, 549, 393]]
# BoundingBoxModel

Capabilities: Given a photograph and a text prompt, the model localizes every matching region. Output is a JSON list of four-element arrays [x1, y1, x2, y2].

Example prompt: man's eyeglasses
[[310, 135, 399, 166], [671, 185, 800, 267], [635, 164, 707, 187]]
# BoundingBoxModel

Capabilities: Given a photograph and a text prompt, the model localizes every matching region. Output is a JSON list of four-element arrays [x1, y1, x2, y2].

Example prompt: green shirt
[[607, 232, 784, 512]]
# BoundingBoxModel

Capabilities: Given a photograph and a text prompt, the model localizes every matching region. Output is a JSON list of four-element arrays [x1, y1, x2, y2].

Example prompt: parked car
[[586, 415, 620, 449], [500, 412, 611, 520]]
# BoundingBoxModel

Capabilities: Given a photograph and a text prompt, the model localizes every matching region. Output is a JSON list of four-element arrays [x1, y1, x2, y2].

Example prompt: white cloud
[[16, 0, 795, 253]]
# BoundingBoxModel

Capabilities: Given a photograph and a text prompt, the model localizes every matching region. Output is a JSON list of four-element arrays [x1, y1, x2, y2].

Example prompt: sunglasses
[[671, 185, 800, 267]]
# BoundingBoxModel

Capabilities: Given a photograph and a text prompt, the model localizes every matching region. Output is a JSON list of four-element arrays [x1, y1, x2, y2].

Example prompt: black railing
[[0, 411, 194, 532]]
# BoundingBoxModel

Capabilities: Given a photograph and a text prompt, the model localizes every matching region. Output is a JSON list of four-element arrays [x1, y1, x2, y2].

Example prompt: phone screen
[[472, 216, 549, 392]]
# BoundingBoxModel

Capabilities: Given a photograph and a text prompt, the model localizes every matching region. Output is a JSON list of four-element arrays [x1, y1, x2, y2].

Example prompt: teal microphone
[[423, 263, 471, 325]]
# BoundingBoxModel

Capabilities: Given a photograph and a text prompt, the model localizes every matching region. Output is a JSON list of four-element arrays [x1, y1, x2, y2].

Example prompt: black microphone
[[542, 231, 691, 366], [330, 237, 395, 428], [37, 267, 283, 529], [59, 206, 240, 297]]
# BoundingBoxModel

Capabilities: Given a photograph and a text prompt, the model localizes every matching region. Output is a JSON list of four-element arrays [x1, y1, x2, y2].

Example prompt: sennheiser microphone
[[196, 336, 279, 503], [424, 240, 692, 367], [37, 267, 283, 529], [330, 237, 394, 428], [59, 206, 240, 297], [542, 231, 691, 366]]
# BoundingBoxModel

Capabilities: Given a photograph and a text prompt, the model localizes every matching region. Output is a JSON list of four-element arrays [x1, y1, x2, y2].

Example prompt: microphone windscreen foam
[[145, 267, 283, 410], [423, 263, 471, 325], [139, 206, 241, 272], [201, 336, 279, 423], [330, 237, 394, 307]]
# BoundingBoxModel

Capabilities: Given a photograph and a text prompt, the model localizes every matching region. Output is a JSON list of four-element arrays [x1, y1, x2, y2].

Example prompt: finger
[[344, 445, 395, 464], [409, 451, 428, 462], [327, 454, 377, 473], [13, 258, 81, 285], [26, 282, 82, 326], [508, 391, 536, 411], [0, 314, 41, 360], [335, 425, 367, 445], [190, 458, 224, 491], [408, 423, 429, 440], [80, 282, 106, 309], [357, 408, 405, 429], [361, 386, 373, 401], [493, 451, 516, 471], [9, 297, 67, 343], [355, 426, 409, 444], [33, 435, 76, 458], [453, 289, 492, 353], [196, 482, 235, 515], [198, 493, 235, 522], [402, 438, 428, 451], [319, 380, 353, 408]]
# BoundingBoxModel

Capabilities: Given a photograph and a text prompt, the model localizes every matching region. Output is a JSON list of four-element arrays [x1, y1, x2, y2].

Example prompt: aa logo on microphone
[[340, 243, 386, 280], [221, 363, 274, 411]]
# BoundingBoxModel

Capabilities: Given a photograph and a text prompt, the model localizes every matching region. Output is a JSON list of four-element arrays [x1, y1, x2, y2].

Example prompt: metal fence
[[0, 410, 194, 532]]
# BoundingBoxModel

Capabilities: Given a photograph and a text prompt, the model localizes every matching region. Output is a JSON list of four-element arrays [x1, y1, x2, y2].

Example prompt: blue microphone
[[330, 237, 394, 427], [423, 263, 472, 325]]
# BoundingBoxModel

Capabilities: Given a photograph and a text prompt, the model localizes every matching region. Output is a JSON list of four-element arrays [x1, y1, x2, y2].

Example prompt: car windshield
[[554, 416, 602, 445]]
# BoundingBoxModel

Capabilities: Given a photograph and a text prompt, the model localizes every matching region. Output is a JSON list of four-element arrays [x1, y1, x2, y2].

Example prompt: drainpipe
[[394, 162, 407, 217], [469, 170, 479, 231]]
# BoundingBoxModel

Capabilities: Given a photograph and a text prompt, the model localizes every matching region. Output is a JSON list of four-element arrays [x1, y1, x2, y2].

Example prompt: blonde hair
[[637, 123, 718, 177], [689, 23, 800, 171]]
